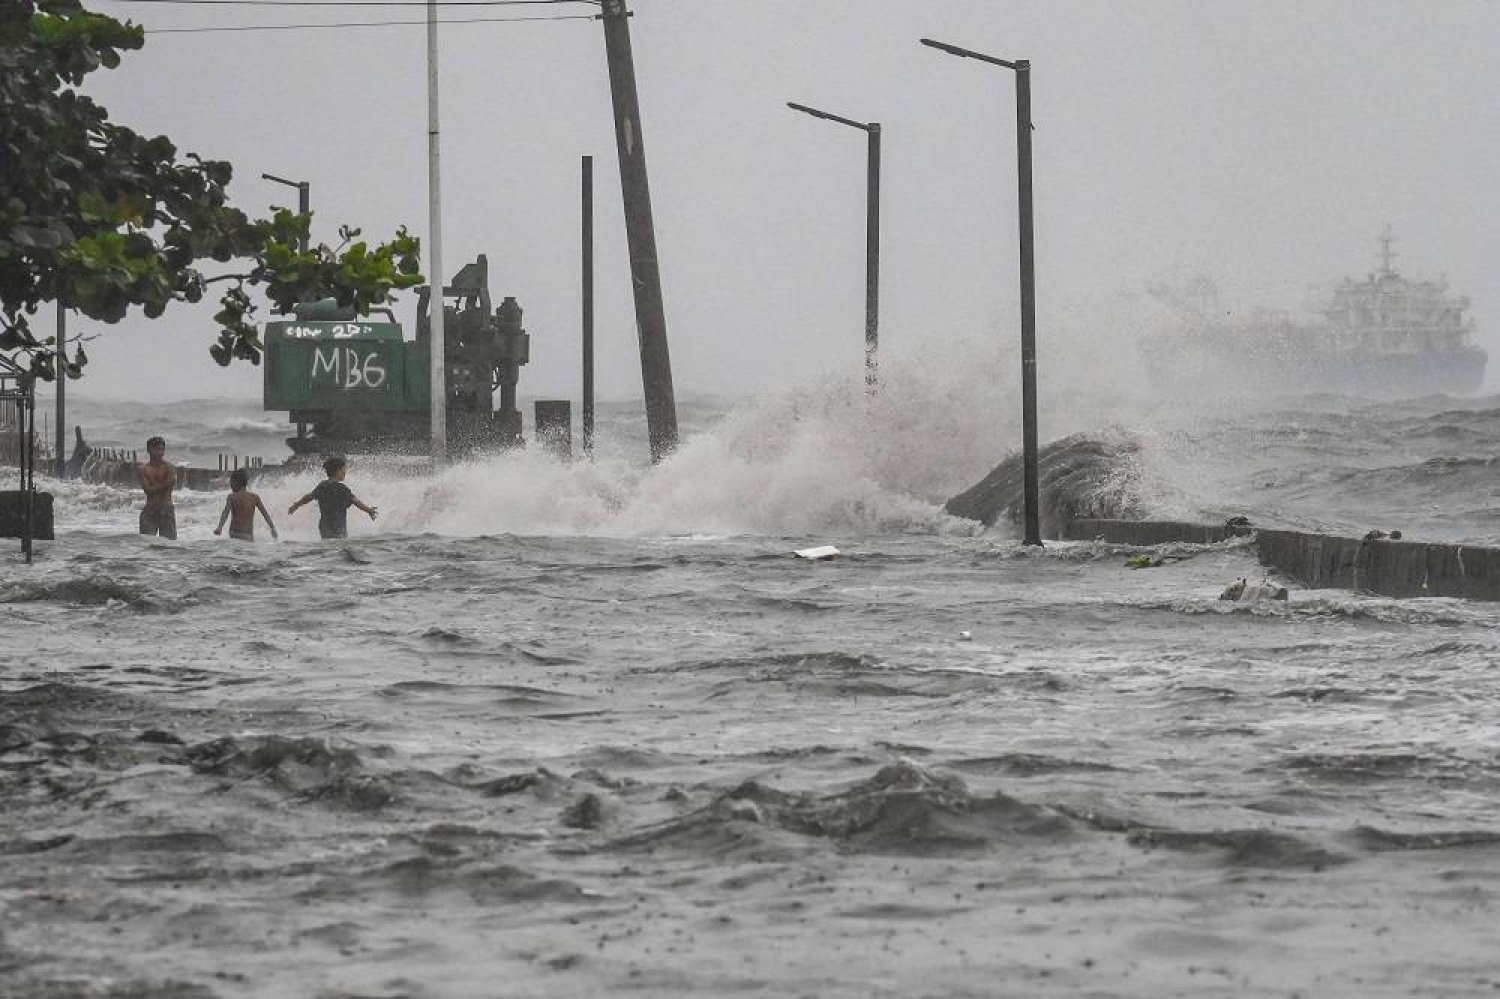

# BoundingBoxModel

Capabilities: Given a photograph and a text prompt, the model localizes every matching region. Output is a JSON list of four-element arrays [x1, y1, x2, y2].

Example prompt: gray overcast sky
[[67, 0, 1500, 402]]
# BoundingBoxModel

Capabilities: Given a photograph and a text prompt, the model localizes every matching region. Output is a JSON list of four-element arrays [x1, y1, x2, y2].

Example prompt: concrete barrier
[[1060, 518, 1500, 602], [0, 490, 54, 541], [1061, 519, 1252, 546]]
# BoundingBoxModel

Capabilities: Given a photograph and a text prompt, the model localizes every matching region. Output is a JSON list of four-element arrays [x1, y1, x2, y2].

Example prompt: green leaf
[[3, 1, 426, 378]]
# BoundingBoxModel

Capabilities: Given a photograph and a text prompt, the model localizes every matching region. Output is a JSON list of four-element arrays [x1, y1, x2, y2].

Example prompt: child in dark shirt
[[214, 467, 278, 541], [288, 456, 378, 539]]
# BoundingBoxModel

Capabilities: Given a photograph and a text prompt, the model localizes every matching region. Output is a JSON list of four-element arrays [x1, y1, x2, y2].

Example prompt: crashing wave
[[943, 431, 1144, 533]]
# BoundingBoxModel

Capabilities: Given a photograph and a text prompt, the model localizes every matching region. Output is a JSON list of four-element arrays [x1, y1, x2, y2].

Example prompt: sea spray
[[247, 356, 1033, 539]]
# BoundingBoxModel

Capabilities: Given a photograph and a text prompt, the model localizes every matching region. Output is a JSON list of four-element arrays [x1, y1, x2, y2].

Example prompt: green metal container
[[263, 320, 429, 412]]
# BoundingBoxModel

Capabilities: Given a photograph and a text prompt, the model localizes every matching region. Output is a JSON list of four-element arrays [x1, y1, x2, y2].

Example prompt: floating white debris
[[793, 545, 840, 561], [1219, 577, 1289, 602]]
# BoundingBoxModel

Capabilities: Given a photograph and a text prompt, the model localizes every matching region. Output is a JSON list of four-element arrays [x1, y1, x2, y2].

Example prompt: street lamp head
[[261, 171, 307, 196], [787, 101, 830, 121], [787, 101, 874, 132], [920, 37, 969, 58], [920, 37, 1020, 71]]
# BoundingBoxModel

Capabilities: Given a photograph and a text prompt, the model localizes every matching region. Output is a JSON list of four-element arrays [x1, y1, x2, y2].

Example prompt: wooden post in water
[[599, 0, 678, 462]]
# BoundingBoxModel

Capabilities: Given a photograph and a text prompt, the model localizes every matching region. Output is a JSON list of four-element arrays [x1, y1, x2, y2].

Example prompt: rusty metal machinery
[[415, 255, 529, 453]]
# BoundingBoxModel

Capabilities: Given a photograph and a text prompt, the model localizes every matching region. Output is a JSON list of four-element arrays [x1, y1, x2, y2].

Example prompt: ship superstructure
[[1141, 229, 1486, 398]]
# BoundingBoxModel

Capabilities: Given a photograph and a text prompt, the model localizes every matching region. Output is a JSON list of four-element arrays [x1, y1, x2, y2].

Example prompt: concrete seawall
[[1061, 518, 1500, 602]]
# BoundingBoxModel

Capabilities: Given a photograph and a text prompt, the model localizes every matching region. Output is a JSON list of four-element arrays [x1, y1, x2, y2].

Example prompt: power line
[[144, 12, 595, 30], [108, 0, 597, 6]]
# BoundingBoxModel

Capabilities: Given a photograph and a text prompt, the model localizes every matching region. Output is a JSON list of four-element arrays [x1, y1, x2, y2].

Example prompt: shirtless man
[[214, 467, 278, 541], [139, 435, 177, 540]]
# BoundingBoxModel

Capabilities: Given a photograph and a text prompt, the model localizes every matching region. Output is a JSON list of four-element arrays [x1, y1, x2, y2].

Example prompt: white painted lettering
[[361, 352, 388, 388], [309, 344, 389, 391], [311, 345, 340, 381]]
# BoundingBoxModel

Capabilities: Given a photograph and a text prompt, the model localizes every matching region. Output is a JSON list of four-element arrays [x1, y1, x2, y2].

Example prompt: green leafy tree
[[0, 0, 423, 381]]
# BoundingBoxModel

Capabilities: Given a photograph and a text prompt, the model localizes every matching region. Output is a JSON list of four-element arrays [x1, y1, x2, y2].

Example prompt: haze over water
[[6, 365, 1500, 997]]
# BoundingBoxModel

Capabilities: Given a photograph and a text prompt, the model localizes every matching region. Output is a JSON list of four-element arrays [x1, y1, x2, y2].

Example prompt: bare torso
[[140, 460, 175, 510], [226, 490, 261, 538]]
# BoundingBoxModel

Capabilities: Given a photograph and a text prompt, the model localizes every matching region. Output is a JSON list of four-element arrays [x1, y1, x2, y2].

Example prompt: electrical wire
[[143, 12, 594, 30], [107, 0, 598, 6]]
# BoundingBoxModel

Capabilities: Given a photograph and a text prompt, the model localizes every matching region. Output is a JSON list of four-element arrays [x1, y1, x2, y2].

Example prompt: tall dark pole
[[921, 38, 1042, 546], [54, 302, 64, 478], [297, 181, 310, 254], [600, 0, 678, 463], [786, 102, 882, 388], [864, 124, 881, 388], [582, 155, 595, 457], [1014, 62, 1040, 547], [425, 0, 448, 467]]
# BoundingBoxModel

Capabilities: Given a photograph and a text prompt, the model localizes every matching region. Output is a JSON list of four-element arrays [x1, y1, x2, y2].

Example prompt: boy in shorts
[[288, 456, 378, 539], [139, 435, 177, 539], [214, 467, 279, 541]]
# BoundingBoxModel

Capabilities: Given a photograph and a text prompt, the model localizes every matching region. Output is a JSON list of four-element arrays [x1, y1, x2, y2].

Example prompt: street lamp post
[[786, 101, 881, 388], [920, 38, 1041, 547], [261, 172, 310, 253]]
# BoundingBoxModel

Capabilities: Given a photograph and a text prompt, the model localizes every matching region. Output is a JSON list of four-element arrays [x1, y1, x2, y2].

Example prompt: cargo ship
[[1140, 229, 1486, 398]]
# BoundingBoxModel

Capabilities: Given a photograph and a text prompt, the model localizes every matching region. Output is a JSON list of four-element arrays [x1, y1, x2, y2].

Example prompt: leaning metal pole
[[426, 0, 447, 466], [1014, 61, 1040, 546], [599, 0, 678, 462]]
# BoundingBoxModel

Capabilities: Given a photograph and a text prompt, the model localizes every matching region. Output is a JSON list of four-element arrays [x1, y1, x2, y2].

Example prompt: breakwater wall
[[71, 454, 228, 492], [1, 434, 245, 491], [1060, 518, 1500, 602]]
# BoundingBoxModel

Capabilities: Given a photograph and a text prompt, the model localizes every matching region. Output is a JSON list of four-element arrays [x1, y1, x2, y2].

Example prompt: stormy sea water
[[5, 371, 1500, 998]]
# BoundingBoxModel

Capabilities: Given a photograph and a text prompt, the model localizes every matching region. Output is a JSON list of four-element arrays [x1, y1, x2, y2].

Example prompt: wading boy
[[139, 435, 177, 540], [214, 468, 278, 541], [288, 456, 377, 539]]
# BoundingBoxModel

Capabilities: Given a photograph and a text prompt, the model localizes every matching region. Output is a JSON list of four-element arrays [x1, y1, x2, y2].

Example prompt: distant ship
[[1140, 228, 1486, 398]]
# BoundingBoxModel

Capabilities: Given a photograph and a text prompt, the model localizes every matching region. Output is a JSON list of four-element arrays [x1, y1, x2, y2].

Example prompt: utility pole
[[582, 155, 595, 457], [599, 0, 678, 462], [426, 0, 447, 466]]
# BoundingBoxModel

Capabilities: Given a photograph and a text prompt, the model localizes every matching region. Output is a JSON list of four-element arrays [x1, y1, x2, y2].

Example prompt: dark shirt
[[312, 479, 356, 538]]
